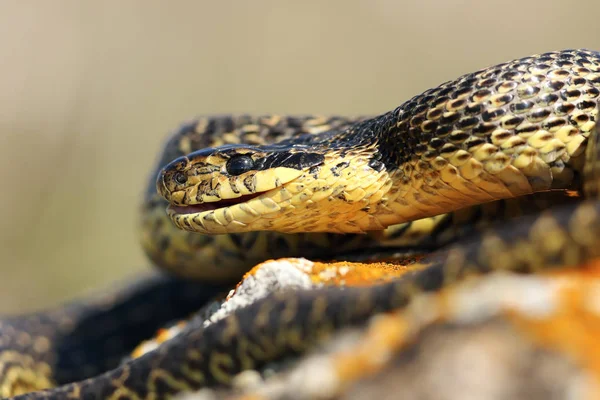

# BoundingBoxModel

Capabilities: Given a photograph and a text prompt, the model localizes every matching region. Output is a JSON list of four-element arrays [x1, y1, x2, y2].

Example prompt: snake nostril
[[174, 172, 187, 185]]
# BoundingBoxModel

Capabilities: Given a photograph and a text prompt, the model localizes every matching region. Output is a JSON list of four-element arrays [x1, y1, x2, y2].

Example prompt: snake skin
[[2, 49, 600, 399]]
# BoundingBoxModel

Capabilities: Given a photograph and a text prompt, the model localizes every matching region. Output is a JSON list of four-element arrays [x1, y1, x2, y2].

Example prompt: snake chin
[[167, 192, 264, 215]]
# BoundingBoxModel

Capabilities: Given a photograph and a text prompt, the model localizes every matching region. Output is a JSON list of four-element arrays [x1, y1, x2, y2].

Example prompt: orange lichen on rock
[[238, 255, 427, 289], [306, 258, 426, 286], [507, 259, 600, 398], [130, 321, 187, 359], [331, 312, 410, 385]]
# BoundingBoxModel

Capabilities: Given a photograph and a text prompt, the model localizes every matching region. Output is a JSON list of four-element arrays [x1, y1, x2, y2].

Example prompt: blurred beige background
[[1, 0, 600, 313]]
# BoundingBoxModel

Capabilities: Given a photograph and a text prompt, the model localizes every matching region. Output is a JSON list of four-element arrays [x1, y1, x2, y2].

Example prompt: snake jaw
[[163, 166, 307, 234], [166, 187, 287, 234], [166, 191, 265, 215]]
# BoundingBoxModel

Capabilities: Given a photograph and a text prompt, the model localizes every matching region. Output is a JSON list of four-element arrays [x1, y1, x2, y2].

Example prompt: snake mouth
[[167, 192, 264, 215], [164, 167, 307, 234], [166, 188, 287, 234]]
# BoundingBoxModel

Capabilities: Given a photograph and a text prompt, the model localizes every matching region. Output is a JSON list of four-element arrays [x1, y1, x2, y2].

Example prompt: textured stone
[[177, 258, 600, 400]]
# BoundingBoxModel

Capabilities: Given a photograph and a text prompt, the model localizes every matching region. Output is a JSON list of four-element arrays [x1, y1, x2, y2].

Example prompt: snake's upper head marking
[[158, 140, 392, 235], [158, 144, 321, 204]]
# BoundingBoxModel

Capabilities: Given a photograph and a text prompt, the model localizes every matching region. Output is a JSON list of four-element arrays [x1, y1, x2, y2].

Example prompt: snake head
[[158, 143, 324, 203], [158, 140, 392, 235]]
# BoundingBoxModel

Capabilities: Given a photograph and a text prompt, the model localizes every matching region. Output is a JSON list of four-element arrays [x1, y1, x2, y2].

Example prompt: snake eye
[[226, 155, 255, 176], [174, 172, 187, 185]]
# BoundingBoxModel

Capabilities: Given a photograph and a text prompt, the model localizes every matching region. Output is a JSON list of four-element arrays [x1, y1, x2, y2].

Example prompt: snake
[[2, 48, 600, 399]]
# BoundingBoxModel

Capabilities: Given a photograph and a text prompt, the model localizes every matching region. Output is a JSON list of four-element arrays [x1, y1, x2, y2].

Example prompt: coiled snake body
[[3, 49, 600, 399]]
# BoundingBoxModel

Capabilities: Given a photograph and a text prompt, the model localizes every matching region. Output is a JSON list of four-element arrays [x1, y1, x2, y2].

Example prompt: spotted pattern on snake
[[2, 49, 600, 399]]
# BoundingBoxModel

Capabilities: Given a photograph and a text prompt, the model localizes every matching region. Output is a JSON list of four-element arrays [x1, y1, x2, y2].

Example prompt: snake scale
[[2, 48, 600, 399]]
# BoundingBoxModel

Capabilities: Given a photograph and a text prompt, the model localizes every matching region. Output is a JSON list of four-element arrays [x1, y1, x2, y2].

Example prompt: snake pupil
[[174, 172, 187, 185], [226, 155, 255, 176]]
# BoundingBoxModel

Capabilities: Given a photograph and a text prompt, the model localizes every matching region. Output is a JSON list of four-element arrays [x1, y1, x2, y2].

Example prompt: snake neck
[[340, 50, 600, 227]]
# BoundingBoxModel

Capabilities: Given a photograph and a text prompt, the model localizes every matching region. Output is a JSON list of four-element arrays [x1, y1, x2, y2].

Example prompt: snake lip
[[167, 192, 264, 215]]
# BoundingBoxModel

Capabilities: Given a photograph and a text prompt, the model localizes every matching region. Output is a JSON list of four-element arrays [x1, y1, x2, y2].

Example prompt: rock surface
[[166, 257, 600, 400]]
